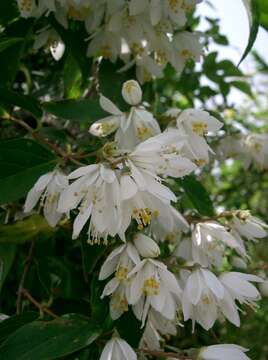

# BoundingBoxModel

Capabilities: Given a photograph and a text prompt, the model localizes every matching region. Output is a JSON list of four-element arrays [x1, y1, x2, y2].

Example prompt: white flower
[[181, 268, 224, 330], [244, 133, 268, 169], [166, 108, 222, 166], [220, 272, 262, 310], [139, 308, 177, 350], [89, 82, 160, 149], [24, 169, 68, 227], [229, 212, 267, 242], [127, 132, 196, 179], [199, 344, 250, 360], [100, 337, 137, 360], [58, 164, 121, 242], [99, 243, 140, 320], [133, 233, 160, 257], [122, 80, 142, 105], [259, 280, 268, 297], [34, 28, 65, 61], [128, 259, 182, 325], [191, 221, 247, 267], [171, 32, 203, 73]]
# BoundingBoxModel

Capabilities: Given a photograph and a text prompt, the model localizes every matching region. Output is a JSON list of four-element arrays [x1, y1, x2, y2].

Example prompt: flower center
[[136, 126, 154, 140], [169, 0, 183, 12], [133, 208, 155, 230], [19, 0, 33, 12], [115, 266, 129, 281], [191, 121, 208, 135], [143, 277, 160, 295], [180, 49, 193, 60], [111, 294, 128, 313]]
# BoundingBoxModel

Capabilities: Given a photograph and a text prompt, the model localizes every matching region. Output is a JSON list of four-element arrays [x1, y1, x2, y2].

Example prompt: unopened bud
[[133, 233, 160, 258], [122, 80, 142, 106]]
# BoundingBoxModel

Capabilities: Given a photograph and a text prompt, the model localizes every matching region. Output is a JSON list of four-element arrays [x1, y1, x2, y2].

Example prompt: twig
[[137, 348, 191, 359], [8, 116, 84, 166], [21, 288, 59, 319], [16, 241, 35, 314]]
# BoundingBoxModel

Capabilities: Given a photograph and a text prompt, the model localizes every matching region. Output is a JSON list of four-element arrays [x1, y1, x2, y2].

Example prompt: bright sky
[[196, 0, 268, 106], [197, 0, 268, 67]]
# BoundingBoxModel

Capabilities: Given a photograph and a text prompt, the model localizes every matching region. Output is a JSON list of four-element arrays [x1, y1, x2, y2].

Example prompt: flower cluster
[[24, 80, 267, 359], [17, 0, 203, 82], [218, 133, 268, 170]]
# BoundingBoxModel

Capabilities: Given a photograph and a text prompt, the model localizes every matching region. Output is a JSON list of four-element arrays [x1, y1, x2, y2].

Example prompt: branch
[[21, 288, 59, 319], [8, 116, 84, 166], [16, 241, 35, 314], [137, 348, 191, 359]]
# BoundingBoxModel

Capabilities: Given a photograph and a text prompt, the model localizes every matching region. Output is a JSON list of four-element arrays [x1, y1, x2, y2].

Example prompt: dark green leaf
[[178, 175, 215, 217], [230, 80, 253, 97], [0, 138, 57, 204], [43, 99, 105, 123], [0, 38, 23, 53], [0, 243, 16, 290], [99, 60, 135, 111], [0, 313, 39, 343], [0, 87, 42, 118], [49, 16, 91, 82], [81, 239, 106, 276], [239, 0, 260, 65], [0, 314, 101, 360], [116, 311, 143, 348], [0, 0, 19, 25]]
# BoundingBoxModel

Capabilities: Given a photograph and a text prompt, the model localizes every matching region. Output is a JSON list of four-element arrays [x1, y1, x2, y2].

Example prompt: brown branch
[[16, 241, 35, 314], [21, 288, 59, 319], [137, 348, 191, 359], [8, 116, 84, 166]]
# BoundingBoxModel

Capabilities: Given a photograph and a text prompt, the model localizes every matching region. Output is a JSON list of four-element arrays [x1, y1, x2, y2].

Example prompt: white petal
[[100, 94, 122, 115]]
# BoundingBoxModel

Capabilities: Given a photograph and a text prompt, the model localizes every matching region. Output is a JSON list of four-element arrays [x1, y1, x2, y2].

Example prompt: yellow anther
[[115, 266, 129, 281], [180, 49, 192, 60], [143, 277, 160, 296], [191, 121, 208, 135]]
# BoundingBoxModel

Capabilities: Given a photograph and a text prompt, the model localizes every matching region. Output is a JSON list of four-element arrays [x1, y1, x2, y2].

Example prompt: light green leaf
[[0, 215, 54, 245]]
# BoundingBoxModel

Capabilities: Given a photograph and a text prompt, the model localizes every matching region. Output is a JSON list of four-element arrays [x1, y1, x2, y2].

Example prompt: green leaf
[[258, 0, 268, 31], [0, 19, 33, 86], [179, 175, 215, 217], [99, 60, 135, 111], [0, 87, 42, 118], [239, 0, 260, 65], [81, 239, 106, 276], [0, 312, 39, 343], [64, 54, 83, 99], [43, 99, 105, 123], [0, 215, 54, 244], [49, 16, 91, 82], [0, 38, 23, 53], [0, 314, 101, 360], [230, 80, 253, 97], [0, 0, 19, 25], [0, 243, 16, 290], [0, 138, 57, 204]]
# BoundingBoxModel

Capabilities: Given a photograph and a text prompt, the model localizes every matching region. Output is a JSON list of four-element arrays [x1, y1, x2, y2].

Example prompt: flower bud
[[133, 233, 160, 258], [259, 280, 268, 297], [122, 80, 142, 105]]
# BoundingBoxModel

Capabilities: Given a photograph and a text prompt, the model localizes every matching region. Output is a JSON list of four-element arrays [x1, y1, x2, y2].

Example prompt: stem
[[8, 116, 84, 166], [137, 348, 191, 359], [16, 241, 35, 314], [21, 288, 59, 319]]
